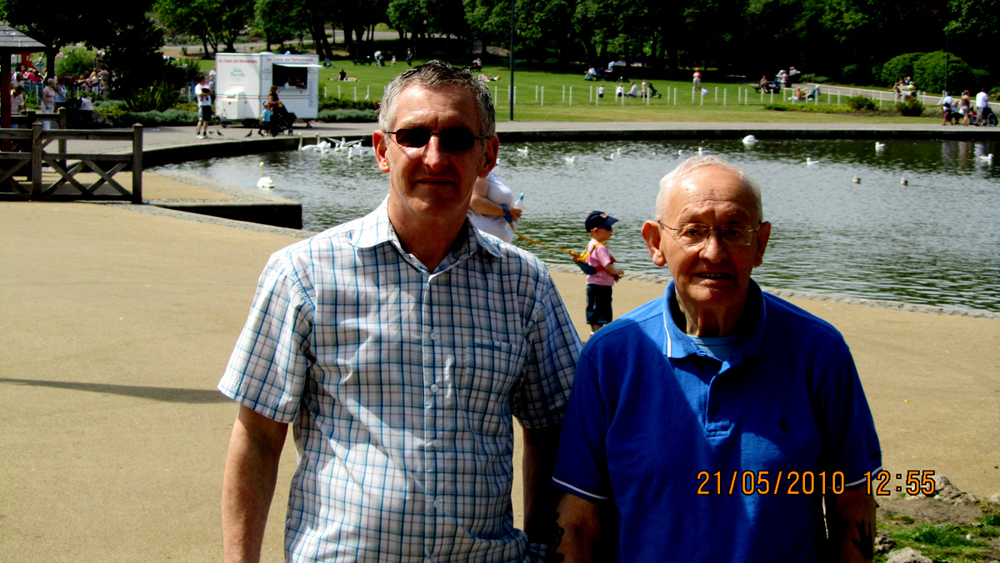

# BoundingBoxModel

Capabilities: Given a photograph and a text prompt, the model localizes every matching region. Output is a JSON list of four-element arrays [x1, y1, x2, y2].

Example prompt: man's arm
[[554, 493, 601, 563], [222, 405, 288, 563], [824, 487, 877, 563], [522, 426, 563, 546]]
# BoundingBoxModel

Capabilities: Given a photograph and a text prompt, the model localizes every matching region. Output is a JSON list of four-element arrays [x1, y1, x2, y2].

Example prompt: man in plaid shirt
[[220, 61, 582, 563]]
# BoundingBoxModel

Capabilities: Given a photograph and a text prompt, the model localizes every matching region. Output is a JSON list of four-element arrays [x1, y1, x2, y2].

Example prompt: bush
[[847, 95, 877, 111], [124, 81, 183, 112], [800, 74, 829, 84], [105, 108, 199, 127], [57, 48, 96, 78], [840, 64, 872, 85], [896, 97, 925, 116], [319, 97, 379, 111], [318, 109, 378, 122], [881, 53, 923, 86], [914, 51, 974, 94], [971, 69, 993, 90]]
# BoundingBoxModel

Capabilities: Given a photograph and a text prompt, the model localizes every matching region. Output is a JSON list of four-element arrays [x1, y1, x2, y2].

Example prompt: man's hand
[[555, 493, 601, 563]]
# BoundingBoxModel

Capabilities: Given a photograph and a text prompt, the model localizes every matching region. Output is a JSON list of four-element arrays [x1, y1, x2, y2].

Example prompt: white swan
[[806, 157, 819, 165], [875, 142, 886, 151], [742, 135, 757, 145], [978, 153, 994, 164], [564, 156, 576, 164], [517, 147, 529, 156], [257, 162, 274, 189]]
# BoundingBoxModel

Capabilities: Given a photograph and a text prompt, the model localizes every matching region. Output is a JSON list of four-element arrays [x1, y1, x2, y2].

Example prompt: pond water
[[154, 137, 1000, 312]]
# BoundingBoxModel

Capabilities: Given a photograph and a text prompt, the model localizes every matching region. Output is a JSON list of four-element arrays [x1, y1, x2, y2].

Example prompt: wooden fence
[[0, 116, 143, 204]]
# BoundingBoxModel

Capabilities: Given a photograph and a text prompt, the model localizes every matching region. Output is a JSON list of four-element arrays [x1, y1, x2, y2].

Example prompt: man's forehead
[[664, 167, 757, 217], [393, 83, 477, 126]]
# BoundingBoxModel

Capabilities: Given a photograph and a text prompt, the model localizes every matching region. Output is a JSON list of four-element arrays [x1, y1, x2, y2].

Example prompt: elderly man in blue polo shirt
[[553, 155, 882, 562]]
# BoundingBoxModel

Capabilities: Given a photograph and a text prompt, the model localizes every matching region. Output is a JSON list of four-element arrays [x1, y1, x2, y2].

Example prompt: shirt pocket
[[456, 334, 527, 453]]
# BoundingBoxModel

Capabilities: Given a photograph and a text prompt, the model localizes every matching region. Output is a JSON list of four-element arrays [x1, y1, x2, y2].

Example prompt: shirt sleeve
[[815, 341, 882, 488], [218, 250, 316, 423], [552, 352, 611, 501], [511, 267, 582, 429]]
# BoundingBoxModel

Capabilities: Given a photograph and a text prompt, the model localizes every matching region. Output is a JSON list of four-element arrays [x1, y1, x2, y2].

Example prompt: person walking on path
[[219, 60, 581, 563], [554, 155, 881, 562], [692, 68, 702, 97]]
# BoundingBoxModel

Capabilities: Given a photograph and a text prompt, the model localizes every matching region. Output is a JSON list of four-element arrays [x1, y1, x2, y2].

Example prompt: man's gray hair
[[378, 60, 495, 137], [656, 155, 764, 222]]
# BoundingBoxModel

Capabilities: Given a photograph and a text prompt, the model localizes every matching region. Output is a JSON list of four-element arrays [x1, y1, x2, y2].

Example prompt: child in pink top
[[584, 211, 625, 334]]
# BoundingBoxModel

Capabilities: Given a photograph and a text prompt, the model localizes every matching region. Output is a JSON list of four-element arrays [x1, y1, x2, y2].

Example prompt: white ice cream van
[[214, 53, 321, 126]]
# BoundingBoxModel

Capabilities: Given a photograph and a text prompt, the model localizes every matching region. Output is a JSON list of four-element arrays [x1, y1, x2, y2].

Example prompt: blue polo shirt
[[553, 280, 882, 562]]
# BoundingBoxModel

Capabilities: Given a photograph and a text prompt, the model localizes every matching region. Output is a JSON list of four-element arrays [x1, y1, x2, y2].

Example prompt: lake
[[153, 137, 1000, 312]]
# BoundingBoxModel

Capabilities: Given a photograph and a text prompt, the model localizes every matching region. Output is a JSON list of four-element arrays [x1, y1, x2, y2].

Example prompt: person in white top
[[468, 170, 520, 242], [975, 88, 991, 125]]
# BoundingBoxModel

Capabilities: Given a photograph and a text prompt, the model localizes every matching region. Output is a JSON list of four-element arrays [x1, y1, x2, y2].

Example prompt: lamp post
[[509, 0, 515, 120]]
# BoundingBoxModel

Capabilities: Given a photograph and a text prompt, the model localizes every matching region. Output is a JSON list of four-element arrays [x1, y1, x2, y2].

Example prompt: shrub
[[124, 81, 183, 112], [840, 64, 872, 85], [847, 95, 876, 111], [57, 48, 96, 78], [318, 109, 378, 122], [971, 69, 993, 90], [881, 53, 923, 86], [914, 51, 974, 94], [800, 74, 829, 84], [896, 97, 925, 116], [319, 97, 379, 111], [102, 108, 199, 127]]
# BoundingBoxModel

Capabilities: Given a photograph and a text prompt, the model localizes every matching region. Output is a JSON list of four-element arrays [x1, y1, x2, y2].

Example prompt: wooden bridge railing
[[0, 120, 143, 204]]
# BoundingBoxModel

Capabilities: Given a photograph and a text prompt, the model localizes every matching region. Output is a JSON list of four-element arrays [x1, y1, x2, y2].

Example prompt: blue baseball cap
[[585, 211, 619, 232]]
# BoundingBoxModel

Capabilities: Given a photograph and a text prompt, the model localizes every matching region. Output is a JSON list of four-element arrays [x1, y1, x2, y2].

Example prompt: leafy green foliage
[[881, 53, 923, 86], [318, 109, 378, 122], [847, 95, 876, 111], [896, 97, 925, 116], [124, 82, 183, 113], [319, 97, 379, 111], [914, 51, 975, 94], [56, 49, 96, 77], [906, 524, 988, 548]]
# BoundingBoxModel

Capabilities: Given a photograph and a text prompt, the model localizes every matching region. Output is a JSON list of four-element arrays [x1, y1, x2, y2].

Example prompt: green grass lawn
[[196, 56, 941, 125]]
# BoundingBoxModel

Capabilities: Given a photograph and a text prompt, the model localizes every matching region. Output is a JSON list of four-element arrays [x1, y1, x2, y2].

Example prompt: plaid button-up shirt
[[220, 201, 581, 562]]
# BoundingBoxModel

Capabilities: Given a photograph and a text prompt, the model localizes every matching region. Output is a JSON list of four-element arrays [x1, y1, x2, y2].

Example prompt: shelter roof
[[0, 22, 46, 52]]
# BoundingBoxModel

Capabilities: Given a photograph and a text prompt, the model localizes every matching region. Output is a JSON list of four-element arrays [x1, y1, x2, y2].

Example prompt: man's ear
[[373, 130, 390, 173], [753, 221, 771, 267], [479, 135, 500, 178], [642, 220, 667, 267]]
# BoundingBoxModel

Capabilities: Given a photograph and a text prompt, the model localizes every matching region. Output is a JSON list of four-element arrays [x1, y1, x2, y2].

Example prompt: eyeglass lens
[[667, 223, 755, 246], [391, 128, 480, 152]]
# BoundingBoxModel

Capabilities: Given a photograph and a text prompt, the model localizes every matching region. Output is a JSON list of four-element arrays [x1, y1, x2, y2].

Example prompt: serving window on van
[[272, 63, 320, 89]]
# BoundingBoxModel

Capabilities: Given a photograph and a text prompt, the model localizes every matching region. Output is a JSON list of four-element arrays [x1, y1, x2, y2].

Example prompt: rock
[[990, 491, 1000, 506], [887, 547, 932, 563], [930, 474, 977, 505], [875, 532, 896, 555]]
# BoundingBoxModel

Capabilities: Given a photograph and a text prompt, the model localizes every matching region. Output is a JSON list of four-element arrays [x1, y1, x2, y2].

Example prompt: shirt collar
[[662, 279, 767, 365], [352, 197, 503, 270]]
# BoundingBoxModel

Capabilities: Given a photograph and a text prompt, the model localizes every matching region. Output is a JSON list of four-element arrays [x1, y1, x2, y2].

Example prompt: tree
[[255, 0, 308, 50], [0, 0, 88, 77], [153, 0, 254, 57]]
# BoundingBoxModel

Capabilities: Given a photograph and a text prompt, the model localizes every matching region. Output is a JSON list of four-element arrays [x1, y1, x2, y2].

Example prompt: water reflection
[[154, 138, 1000, 312]]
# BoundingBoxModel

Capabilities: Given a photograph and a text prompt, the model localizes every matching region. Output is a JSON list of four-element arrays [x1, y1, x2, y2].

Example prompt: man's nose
[[422, 136, 449, 169], [700, 230, 728, 261]]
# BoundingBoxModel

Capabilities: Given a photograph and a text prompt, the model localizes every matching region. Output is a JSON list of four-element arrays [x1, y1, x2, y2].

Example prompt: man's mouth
[[697, 273, 733, 279]]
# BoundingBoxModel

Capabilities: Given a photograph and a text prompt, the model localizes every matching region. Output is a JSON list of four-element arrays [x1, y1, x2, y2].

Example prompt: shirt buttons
[[430, 384, 440, 393], [712, 411, 722, 420], [429, 331, 439, 341], [434, 498, 443, 510]]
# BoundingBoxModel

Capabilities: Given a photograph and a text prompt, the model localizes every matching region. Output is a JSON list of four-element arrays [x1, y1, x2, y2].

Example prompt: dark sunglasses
[[385, 128, 489, 152]]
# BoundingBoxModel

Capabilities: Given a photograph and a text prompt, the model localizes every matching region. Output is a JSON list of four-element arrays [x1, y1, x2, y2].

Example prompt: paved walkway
[[1, 121, 998, 562]]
